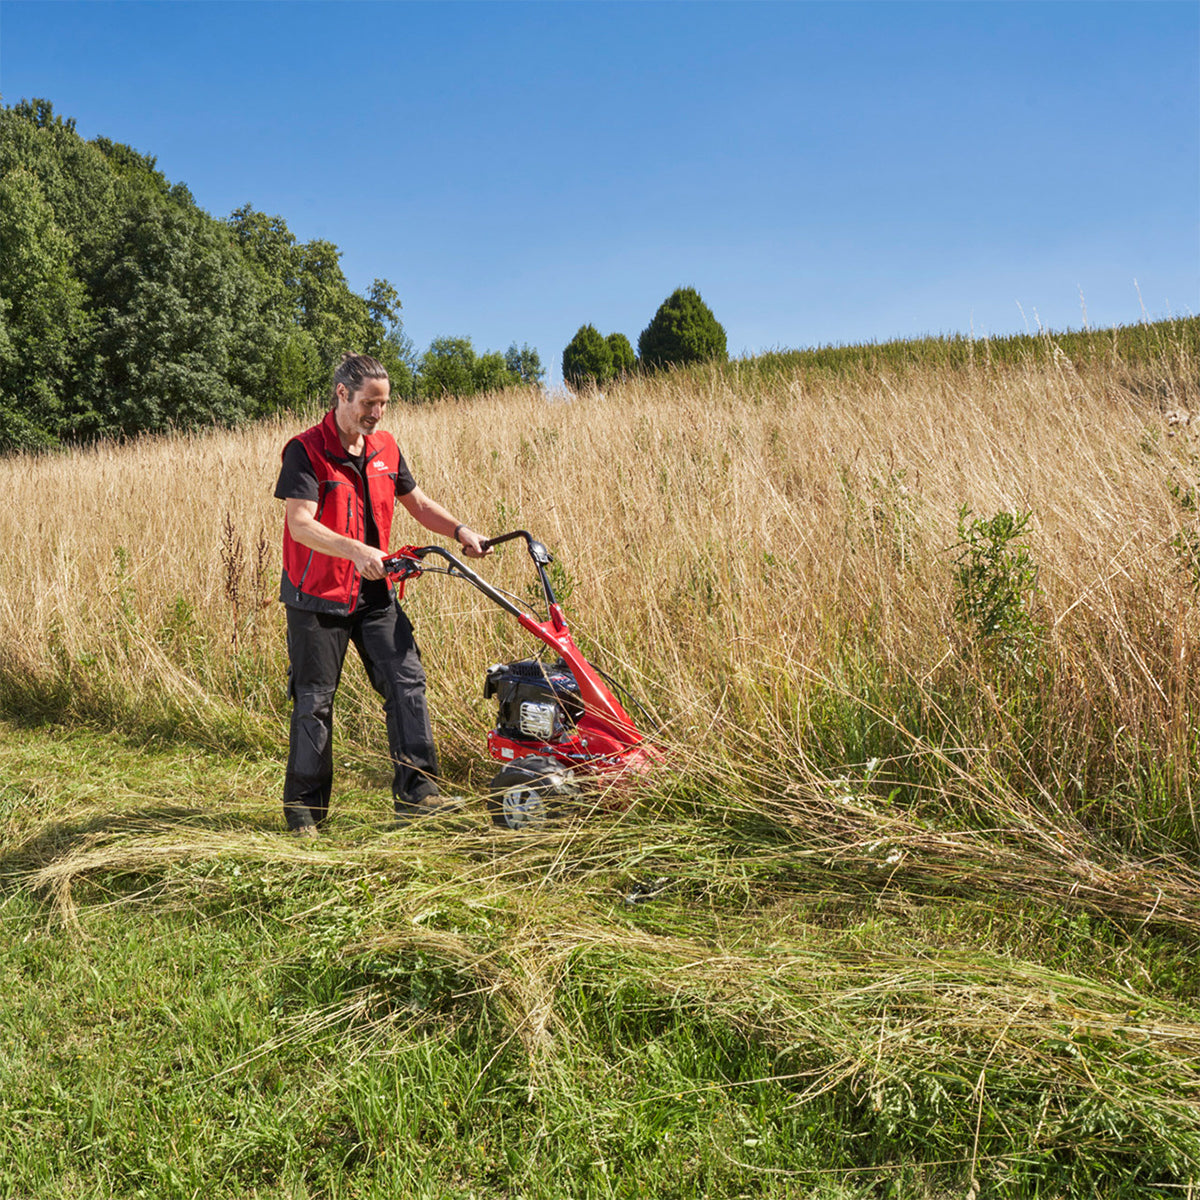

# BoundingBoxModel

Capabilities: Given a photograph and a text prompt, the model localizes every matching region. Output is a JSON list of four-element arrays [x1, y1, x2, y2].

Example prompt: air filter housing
[[484, 658, 583, 743]]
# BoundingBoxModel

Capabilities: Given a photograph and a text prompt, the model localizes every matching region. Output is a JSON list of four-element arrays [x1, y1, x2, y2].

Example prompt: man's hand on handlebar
[[456, 526, 492, 559], [351, 543, 388, 581]]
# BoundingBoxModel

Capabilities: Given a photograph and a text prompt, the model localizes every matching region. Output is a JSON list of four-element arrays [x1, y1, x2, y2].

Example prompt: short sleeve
[[274, 440, 319, 502], [394, 451, 416, 497]]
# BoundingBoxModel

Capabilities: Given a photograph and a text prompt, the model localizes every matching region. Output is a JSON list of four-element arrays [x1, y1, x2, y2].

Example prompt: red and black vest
[[279, 409, 404, 615]]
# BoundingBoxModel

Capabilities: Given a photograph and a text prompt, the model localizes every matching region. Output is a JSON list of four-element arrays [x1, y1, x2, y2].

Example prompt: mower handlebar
[[382, 530, 553, 606], [479, 529, 531, 552], [480, 530, 553, 565], [382, 543, 528, 621], [386, 531, 545, 566], [381, 548, 426, 577]]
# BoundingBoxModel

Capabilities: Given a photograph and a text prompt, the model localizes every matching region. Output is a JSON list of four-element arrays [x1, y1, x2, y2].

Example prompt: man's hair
[[332, 353, 388, 405]]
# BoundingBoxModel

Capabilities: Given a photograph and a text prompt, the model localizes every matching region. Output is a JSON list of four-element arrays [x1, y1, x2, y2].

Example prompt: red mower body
[[383, 533, 660, 827], [485, 601, 660, 776]]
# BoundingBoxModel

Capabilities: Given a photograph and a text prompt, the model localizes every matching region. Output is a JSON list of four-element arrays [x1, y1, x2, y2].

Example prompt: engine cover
[[484, 658, 583, 743]]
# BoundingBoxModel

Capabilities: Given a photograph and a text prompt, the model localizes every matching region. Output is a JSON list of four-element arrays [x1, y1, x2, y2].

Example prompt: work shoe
[[392, 795, 470, 827]]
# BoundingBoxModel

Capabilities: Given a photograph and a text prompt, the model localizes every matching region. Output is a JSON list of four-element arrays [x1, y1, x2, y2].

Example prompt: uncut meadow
[[4, 338, 1200, 834], [1, 333, 1199, 1197]]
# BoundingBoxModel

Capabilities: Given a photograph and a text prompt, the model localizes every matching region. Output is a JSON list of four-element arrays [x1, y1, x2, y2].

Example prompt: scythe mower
[[382, 531, 660, 830]]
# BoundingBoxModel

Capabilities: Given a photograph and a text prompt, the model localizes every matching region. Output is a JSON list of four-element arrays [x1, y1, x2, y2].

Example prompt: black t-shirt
[[274, 440, 417, 611]]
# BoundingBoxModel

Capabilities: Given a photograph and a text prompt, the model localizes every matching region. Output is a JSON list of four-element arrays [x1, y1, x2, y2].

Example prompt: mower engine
[[484, 658, 582, 750]]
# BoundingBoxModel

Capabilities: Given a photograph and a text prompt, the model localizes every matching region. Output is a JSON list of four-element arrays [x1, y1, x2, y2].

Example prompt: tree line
[[0, 99, 546, 453], [0, 99, 731, 454], [561, 286, 728, 391]]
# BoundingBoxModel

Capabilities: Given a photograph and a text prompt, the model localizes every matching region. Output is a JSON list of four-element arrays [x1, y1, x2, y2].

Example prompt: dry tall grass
[[1, 344, 1197, 851]]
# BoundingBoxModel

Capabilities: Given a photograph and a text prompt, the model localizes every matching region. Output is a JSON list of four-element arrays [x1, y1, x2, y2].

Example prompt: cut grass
[[1, 720, 1197, 1198]]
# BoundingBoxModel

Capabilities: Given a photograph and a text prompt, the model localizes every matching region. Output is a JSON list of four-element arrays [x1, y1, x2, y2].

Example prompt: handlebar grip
[[479, 529, 531, 553]]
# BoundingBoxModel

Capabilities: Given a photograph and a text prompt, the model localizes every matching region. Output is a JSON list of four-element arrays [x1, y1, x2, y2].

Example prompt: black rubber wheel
[[487, 755, 579, 830]]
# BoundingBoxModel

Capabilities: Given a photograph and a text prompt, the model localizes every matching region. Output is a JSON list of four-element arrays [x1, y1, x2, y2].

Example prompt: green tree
[[504, 342, 545, 385], [265, 331, 322, 413], [0, 98, 405, 448], [0, 101, 120, 279], [365, 278, 416, 400], [637, 286, 727, 371], [417, 336, 477, 398], [84, 197, 256, 437], [226, 205, 301, 319], [473, 351, 518, 394], [221, 204, 316, 414], [365, 277, 401, 340], [562, 324, 613, 390], [0, 167, 91, 451], [606, 332, 636, 378], [295, 239, 372, 370]]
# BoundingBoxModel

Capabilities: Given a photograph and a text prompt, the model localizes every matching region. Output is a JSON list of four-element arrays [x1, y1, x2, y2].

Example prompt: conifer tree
[[637, 286, 727, 370], [562, 324, 613, 389]]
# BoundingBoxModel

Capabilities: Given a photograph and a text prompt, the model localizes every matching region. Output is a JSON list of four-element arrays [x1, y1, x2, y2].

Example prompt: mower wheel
[[488, 755, 579, 830]]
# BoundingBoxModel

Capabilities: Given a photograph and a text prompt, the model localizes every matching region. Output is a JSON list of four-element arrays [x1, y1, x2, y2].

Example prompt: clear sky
[[2, 0, 1197, 381]]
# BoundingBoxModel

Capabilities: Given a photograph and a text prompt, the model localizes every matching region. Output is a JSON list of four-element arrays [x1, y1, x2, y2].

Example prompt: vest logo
[[372, 460, 389, 471]]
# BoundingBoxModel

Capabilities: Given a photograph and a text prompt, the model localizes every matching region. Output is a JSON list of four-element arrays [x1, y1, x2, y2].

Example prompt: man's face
[[336, 377, 390, 441]]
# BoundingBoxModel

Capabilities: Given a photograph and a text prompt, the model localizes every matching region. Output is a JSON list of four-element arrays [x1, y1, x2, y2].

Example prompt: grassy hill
[[0, 319, 1198, 1196]]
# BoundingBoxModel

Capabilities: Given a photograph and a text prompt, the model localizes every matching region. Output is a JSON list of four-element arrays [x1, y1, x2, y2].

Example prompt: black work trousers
[[283, 602, 440, 830]]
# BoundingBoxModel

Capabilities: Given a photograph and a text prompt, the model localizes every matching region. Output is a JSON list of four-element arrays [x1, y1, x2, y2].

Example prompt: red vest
[[280, 409, 404, 615]]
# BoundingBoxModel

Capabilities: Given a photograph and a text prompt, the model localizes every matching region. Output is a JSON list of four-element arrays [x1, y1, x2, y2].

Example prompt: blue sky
[[2, 1, 1197, 381]]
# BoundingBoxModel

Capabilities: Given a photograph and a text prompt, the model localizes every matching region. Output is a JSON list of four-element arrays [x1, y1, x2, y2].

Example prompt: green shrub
[[562, 324, 613, 390], [951, 506, 1043, 668], [417, 335, 477, 397], [637, 286, 727, 370], [472, 350, 518, 394], [417, 336, 528, 399], [607, 332, 636, 378]]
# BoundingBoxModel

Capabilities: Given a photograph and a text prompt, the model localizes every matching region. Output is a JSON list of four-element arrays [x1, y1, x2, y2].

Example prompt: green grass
[[707, 315, 1200, 390], [2, 719, 1198, 1198]]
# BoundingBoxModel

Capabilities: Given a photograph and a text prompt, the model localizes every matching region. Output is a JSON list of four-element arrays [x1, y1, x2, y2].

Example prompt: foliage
[[415, 336, 526, 400], [0, 98, 406, 448], [606, 331, 636, 378], [224, 204, 319, 413], [637, 285, 727, 371], [473, 350, 518, 395], [562, 323, 613, 390], [85, 197, 253, 438], [364, 278, 417, 400], [416, 335, 477, 398], [951, 507, 1043, 668], [0, 166, 90, 450], [504, 341, 545, 386]]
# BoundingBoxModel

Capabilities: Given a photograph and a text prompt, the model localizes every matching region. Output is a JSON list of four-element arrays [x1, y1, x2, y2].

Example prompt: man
[[275, 353, 489, 836]]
